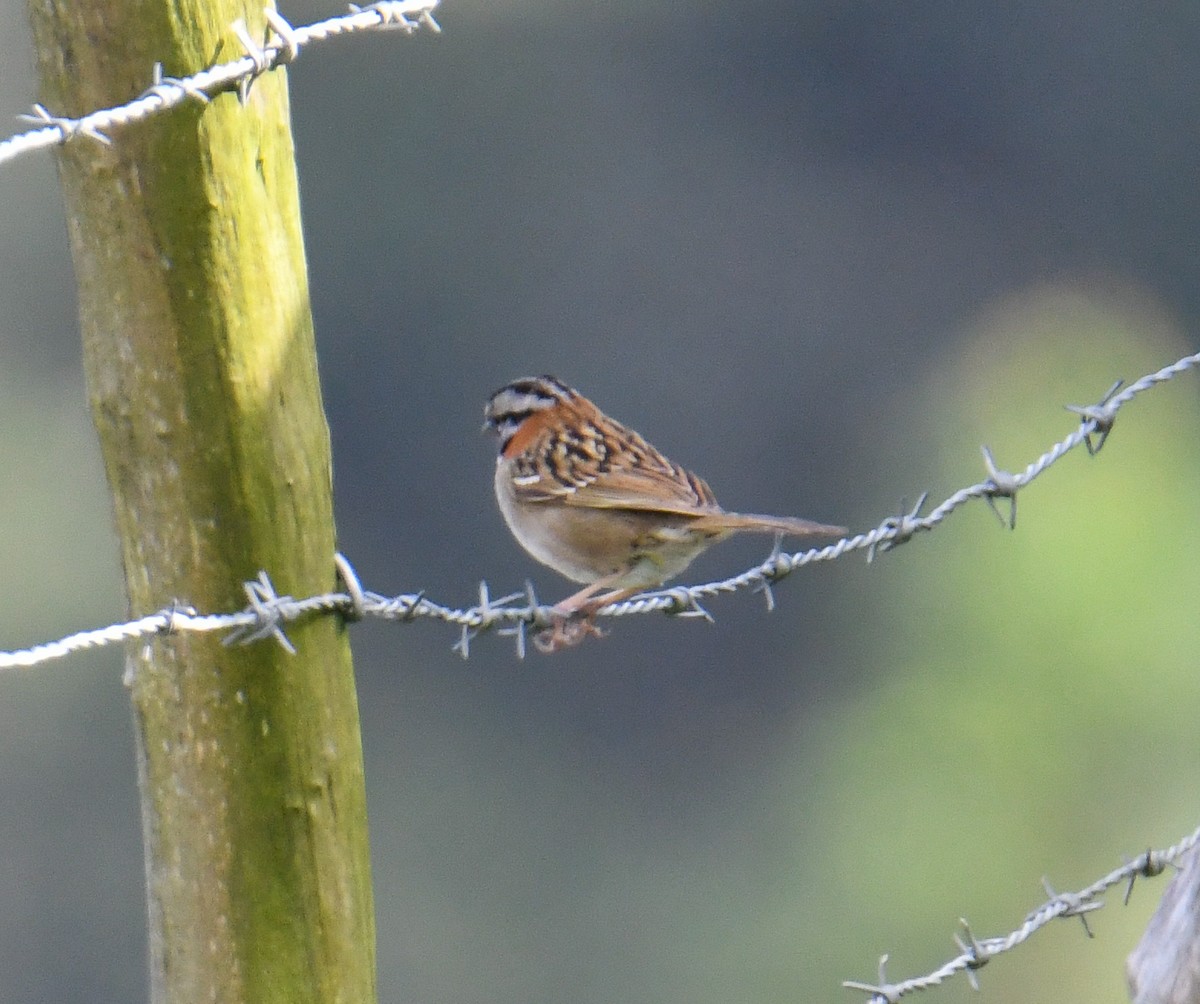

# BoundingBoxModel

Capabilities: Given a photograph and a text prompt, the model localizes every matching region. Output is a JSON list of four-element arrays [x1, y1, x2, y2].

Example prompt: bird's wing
[[509, 415, 722, 517]]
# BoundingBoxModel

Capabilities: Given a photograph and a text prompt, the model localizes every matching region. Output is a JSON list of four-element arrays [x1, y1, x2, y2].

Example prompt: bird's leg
[[534, 576, 640, 653]]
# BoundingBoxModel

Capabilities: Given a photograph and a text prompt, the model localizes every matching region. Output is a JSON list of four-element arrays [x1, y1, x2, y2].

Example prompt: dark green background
[[1, 2, 1197, 1001]]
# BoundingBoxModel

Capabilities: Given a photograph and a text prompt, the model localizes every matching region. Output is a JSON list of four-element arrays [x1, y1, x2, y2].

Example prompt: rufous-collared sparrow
[[485, 376, 845, 651]]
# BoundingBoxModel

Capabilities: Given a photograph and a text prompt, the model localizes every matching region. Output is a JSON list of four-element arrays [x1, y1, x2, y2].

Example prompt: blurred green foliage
[[782, 285, 1200, 1003]]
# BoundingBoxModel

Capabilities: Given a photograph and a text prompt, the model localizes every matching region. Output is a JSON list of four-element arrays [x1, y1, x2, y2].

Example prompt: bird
[[484, 376, 846, 651]]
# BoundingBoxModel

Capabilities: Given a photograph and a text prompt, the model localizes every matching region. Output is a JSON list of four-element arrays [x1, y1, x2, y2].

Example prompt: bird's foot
[[533, 610, 608, 653]]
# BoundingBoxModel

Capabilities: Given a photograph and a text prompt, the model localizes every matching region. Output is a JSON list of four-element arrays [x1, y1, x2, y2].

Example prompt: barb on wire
[[0, 347, 1198, 671], [0, 1, 441, 167], [843, 824, 1200, 1002], [1066, 378, 1124, 456], [866, 493, 929, 562], [980, 445, 1019, 529]]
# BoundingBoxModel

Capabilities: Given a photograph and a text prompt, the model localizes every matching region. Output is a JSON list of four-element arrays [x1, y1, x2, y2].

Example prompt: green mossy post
[[27, 1, 376, 1001]]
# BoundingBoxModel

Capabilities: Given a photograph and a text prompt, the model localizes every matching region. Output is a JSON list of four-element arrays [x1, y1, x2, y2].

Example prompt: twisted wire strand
[[0, 1, 441, 167], [0, 346, 1195, 671], [10, 13, 1198, 998], [844, 824, 1200, 1001]]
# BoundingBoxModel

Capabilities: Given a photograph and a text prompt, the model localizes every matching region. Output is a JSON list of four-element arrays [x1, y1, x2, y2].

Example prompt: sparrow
[[484, 376, 845, 651]]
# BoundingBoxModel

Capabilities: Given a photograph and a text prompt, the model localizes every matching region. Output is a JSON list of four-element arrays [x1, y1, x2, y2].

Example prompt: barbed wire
[[844, 823, 1200, 1001], [0, 0, 441, 167], [0, 345, 1196, 670], [7, 12, 1200, 999]]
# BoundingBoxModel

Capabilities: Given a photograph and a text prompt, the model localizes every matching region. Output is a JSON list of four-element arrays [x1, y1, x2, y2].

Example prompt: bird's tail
[[689, 512, 847, 537]]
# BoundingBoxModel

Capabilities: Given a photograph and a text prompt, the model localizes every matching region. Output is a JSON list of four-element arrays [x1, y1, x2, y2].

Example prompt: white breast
[[495, 459, 597, 584]]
